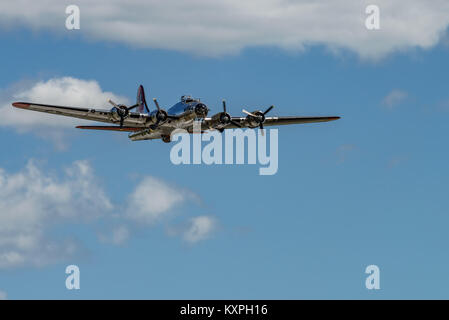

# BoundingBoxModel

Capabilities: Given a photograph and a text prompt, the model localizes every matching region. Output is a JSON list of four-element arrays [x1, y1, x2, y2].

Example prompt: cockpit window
[[181, 95, 194, 103]]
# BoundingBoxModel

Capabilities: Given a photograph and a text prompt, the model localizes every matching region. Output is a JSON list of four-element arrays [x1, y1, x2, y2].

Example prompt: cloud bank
[[0, 160, 215, 268], [0, 77, 128, 131], [0, 77, 129, 149], [0, 160, 112, 268], [1, 1, 449, 59]]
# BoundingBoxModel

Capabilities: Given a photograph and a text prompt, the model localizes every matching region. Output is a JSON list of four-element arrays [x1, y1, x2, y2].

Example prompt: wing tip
[[324, 116, 340, 122], [12, 102, 30, 109]]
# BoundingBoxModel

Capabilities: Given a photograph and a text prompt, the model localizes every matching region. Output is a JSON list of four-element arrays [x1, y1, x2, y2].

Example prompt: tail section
[[136, 85, 149, 113]]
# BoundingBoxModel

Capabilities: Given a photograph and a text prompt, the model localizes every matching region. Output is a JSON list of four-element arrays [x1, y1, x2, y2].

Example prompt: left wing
[[76, 126, 142, 132], [12, 102, 149, 127]]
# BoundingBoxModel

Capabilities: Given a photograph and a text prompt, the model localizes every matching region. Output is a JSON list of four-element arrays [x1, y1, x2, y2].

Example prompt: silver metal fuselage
[[129, 98, 208, 141]]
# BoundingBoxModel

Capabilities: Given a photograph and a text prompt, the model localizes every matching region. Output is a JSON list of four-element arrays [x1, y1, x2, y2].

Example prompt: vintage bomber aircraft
[[12, 85, 340, 143]]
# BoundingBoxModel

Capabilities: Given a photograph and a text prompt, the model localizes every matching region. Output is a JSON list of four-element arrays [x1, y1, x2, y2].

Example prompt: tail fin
[[136, 85, 149, 113]]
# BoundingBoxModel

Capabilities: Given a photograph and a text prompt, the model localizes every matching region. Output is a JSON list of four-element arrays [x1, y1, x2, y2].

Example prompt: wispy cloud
[[0, 160, 216, 268], [0, 77, 128, 149], [0, 160, 112, 269], [1, 1, 449, 59], [183, 216, 217, 244], [167, 215, 217, 244], [98, 225, 130, 246], [125, 177, 198, 225], [382, 89, 408, 109], [0, 290, 7, 300]]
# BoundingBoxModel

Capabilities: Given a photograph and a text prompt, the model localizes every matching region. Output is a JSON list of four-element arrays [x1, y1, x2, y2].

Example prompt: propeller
[[152, 98, 161, 111], [149, 98, 179, 129], [152, 98, 168, 124], [219, 100, 241, 128], [242, 105, 274, 135], [108, 99, 140, 112], [108, 99, 140, 127]]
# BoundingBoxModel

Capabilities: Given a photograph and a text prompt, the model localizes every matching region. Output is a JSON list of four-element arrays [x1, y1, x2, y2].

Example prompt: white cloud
[[167, 215, 217, 244], [126, 177, 196, 224], [382, 89, 408, 108], [0, 290, 7, 300], [1, 1, 449, 59], [0, 160, 113, 268], [0, 77, 129, 149], [0, 159, 214, 268], [98, 225, 130, 245], [183, 216, 217, 244], [0, 77, 128, 131]]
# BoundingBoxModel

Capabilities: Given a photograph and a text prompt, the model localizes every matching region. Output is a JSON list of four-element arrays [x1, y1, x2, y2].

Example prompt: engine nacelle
[[211, 112, 231, 124], [110, 105, 129, 122], [147, 109, 169, 128], [194, 103, 208, 118], [245, 110, 265, 128], [208, 112, 232, 132]]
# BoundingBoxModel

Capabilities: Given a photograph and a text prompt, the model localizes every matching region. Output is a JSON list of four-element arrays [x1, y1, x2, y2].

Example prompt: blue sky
[[1, 2, 449, 299]]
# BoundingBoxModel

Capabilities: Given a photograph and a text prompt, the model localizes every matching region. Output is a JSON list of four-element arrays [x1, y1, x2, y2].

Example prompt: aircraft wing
[[204, 115, 340, 130], [76, 126, 143, 132], [11, 102, 148, 126], [265, 116, 340, 126]]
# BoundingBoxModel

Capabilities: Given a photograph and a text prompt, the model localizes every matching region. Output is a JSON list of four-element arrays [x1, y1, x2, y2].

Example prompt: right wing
[[202, 115, 340, 130], [261, 116, 340, 126], [227, 116, 340, 128], [12, 102, 149, 127]]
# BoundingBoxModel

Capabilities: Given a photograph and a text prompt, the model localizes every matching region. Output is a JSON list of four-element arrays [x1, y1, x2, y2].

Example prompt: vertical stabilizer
[[136, 85, 149, 113]]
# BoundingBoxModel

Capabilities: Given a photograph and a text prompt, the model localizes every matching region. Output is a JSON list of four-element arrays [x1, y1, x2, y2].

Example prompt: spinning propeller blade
[[108, 99, 120, 108], [153, 98, 161, 111], [221, 100, 241, 128], [242, 109, 257, 117]]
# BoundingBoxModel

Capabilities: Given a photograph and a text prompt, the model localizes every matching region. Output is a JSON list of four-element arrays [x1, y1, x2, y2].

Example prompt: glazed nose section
[[194, 103, 208, 117]]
